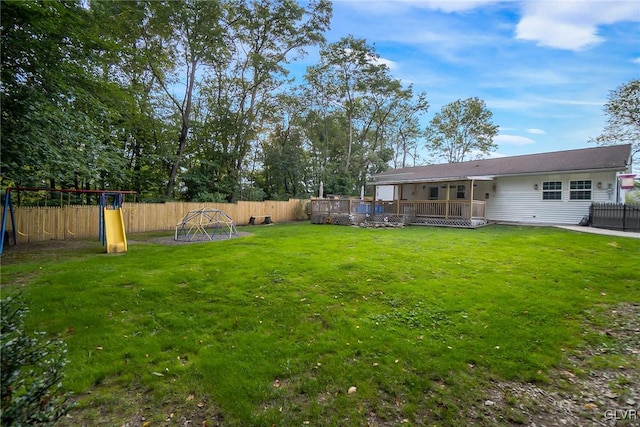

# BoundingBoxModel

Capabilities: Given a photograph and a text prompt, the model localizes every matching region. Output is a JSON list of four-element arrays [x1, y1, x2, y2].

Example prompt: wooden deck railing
[[310, 198, 486, 220], [393, 200, 485, 219]]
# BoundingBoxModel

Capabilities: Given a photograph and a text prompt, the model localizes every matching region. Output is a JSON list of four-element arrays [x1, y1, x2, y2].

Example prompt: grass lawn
[[1, 223, 639, 426]]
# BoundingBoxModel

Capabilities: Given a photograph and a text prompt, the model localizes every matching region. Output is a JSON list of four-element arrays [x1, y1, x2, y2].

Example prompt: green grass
[[1, 223, 639, 425]]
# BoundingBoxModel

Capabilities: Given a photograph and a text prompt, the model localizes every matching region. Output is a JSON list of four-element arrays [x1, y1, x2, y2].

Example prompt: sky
[[293, 0, 640, 160]]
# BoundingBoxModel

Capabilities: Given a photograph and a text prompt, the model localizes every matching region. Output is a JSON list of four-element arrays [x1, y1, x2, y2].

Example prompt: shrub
[[1, 296, 70, 425], [293, 199, 310, 221]]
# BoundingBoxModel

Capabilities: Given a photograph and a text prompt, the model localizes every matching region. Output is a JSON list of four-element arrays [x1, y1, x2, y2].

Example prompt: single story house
[[366, 144, 632, 227]]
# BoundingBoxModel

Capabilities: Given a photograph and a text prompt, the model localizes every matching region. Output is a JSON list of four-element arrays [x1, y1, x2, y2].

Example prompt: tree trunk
[[165, 59, 197, 198], [345, 109, 352, 173]]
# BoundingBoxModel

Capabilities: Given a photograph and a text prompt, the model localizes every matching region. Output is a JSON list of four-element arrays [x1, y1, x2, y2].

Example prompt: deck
[[310, 198, 487, 228]]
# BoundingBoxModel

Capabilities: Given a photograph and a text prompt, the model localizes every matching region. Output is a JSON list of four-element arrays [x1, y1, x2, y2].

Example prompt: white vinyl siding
[[486, 172, 619, 224]]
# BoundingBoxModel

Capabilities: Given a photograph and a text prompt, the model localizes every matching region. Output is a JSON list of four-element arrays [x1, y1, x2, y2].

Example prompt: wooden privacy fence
[[590, 203, 640, 232], [2, 199, 307, 244]]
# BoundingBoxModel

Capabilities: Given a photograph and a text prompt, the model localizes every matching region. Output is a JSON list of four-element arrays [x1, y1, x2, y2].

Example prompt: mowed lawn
[[1, 223, 639, 426]]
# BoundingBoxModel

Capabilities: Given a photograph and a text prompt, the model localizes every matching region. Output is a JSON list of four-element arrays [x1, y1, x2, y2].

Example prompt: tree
[[306, 36, 380, 175], [425, 97, 499, 163], [0, 0, 130, 192], [305, 35, 420, 195], [387, 90, 429, 169], [181, 0, 331, 201], [259, 91, 311, 199], [592, 79, 640, 160], [89, 0, 182, 200], [141, 0, 228, 198]]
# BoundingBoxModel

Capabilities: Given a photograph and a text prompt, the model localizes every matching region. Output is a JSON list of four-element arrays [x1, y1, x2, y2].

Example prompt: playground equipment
[[99, 192, 128, 254], [1, 187, 136, 255], [175, 208, 238, 241]]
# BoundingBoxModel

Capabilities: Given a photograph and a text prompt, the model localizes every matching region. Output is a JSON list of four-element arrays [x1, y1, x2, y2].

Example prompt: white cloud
[[485, 151, 508, 159], [372, 56, 398, 70], [342, 0, 502, 15], [408, 0, 502, 13], [527, 128, 546, 135], [486, 99, 537, 110], [495, 134, 536, 146], [515, 1, 640, 51], [543, 97, 603, 106], [343, 48, 398, 70], [632, 57, 640, 64]]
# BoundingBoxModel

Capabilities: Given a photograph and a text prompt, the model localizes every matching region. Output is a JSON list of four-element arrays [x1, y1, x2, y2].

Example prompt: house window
[[570, 180, 592, 200], [456, 185, 466, 199], [429, 187, 439, 200], [542, 181, 562, 200]]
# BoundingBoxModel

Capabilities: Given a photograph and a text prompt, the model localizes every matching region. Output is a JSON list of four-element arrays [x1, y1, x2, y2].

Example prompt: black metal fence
[[590, 203, 640, 232]]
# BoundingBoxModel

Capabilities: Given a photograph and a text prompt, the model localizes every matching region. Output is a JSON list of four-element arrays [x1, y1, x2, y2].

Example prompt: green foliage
[[304, 35, 423, 195], [425, 97, 499, 163], [0, 0, 131, 190], [625, 190, 640, 203], [1, 296, 70, 426], [293, 199, 310, 220], [592, 79, 640, 154]]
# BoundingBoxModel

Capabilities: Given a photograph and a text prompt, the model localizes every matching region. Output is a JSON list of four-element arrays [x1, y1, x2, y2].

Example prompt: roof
[[370, 144, 632, 185]]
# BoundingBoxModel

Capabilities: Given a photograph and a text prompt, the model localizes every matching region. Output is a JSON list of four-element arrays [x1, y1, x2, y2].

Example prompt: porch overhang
[[368, 175, 495, 186]]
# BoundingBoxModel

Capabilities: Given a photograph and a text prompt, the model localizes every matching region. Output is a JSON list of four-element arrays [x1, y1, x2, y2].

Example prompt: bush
[[293, 199, 310, 221], [1, 296, 70, 425]]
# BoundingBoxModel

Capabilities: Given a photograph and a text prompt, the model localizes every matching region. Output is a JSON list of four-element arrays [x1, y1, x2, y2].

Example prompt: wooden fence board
[[2, 199, 305, 244]]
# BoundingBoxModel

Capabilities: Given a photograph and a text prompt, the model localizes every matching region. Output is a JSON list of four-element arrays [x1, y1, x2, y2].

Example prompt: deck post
[[445, 183, 450, 219], [469, 179, 474, 220]]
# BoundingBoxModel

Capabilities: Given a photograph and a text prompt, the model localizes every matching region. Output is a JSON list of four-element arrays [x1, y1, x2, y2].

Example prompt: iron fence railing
[[590, 203, 640, 232]]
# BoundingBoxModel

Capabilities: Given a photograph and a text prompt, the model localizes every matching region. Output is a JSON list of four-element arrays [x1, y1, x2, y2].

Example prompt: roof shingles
[[370, 144, 631, 185]]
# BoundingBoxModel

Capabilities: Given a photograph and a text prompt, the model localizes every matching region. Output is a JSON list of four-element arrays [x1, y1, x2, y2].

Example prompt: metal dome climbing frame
[[174, 208, 238, 241]]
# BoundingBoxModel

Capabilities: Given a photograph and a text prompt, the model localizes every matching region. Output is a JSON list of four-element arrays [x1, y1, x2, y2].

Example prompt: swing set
[[1, 187, 137, 255]]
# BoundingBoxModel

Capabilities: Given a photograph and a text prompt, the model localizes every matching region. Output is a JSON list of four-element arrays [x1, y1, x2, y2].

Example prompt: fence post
[[622, 203, 627, 231]]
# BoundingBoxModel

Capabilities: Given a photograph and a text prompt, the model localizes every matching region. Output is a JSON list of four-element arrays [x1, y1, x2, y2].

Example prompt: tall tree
[[389, 91, 429, 168], [306, 36, 376, 175], [259, 93, 310, 199], [591, 79, 640, 160], [1, 0, 128, 191], [142, 1, 228, 198], [89, 0, 174, 199], [305, 35, 418, 195], [424, 97, 499, 163], [184, 0, 331, 201]]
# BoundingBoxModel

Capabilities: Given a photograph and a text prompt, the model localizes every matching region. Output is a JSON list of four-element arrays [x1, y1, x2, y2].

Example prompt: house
[[364, 144, 632, 227]]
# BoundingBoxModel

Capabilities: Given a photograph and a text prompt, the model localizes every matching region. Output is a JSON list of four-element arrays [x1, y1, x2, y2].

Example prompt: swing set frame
[[1, 187, 136, 255]]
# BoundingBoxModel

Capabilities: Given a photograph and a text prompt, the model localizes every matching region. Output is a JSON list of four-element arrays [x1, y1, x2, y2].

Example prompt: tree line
[[1, 0, 503, 202], [5, 1, 632, 203]]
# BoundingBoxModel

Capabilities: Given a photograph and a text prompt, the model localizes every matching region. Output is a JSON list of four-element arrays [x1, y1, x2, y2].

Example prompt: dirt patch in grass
[[58, 386, 226, 427], [479, 302, 639, 426], [141, 231, 252, 246], [2, 239, 102, 254], [1, 231, 252, 254]]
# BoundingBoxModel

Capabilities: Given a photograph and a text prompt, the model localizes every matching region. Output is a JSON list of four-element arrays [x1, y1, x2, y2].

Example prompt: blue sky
[[294, 0, 640, 160]]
